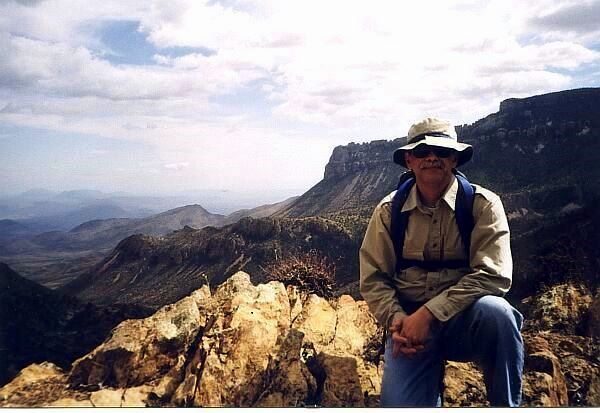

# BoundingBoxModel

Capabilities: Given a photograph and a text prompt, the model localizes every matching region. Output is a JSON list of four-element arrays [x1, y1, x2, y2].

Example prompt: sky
[[1, 0, 599, 203]]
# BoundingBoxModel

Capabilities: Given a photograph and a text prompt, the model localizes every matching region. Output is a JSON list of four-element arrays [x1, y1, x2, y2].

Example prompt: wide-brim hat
[[393, 117, 473, 168]]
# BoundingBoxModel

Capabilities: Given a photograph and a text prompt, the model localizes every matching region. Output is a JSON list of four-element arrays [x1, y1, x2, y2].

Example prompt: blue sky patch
[[98, 20, 215, 66]]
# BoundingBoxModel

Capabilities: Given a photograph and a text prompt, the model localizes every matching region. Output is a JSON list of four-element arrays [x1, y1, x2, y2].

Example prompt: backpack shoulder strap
[[390, 171, 415, 273], [453, 170, 475, 259]]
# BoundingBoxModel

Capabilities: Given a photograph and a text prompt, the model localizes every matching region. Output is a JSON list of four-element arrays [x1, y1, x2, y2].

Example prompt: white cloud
[[164, 162, 190, 170], [1, 0, 599, 194]]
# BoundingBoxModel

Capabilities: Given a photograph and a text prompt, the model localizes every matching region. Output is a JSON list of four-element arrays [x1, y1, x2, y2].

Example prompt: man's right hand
[[390, 317, 425, 358]]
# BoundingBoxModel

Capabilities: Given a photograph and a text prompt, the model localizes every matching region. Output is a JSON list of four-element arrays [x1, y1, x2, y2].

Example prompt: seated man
[[359, 117, 524, 407]]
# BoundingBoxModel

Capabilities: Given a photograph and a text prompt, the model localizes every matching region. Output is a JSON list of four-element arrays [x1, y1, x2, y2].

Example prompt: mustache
[[421, 161, 443, 169]]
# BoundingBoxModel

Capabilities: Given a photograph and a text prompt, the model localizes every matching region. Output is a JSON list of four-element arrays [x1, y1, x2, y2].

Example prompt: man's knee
[[470, 296, 523, 332]]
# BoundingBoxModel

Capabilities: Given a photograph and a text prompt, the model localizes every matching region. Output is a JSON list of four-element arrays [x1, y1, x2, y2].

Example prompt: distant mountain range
[[0, 188, 301, 227], [0, 197, 297, 287]]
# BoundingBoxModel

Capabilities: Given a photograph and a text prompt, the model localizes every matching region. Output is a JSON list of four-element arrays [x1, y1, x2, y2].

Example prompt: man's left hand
[[398, 306, 436, 347]]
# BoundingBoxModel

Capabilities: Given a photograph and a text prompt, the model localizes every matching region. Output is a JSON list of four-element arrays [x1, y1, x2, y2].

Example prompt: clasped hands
[[390, 306, 436, 358]]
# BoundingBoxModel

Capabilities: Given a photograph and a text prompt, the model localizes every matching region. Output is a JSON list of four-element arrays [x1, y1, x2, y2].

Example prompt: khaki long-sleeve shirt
[[359, 176, 512, 327]]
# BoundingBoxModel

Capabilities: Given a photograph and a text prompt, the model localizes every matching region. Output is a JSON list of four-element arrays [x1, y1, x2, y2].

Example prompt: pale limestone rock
[[69, 285, 211, 388], [89, 388, 124, 407], [587, 292, 600, 338], [47, 398, 94, 407], [254, 329, 318, 407], [329, 295, 382, 402], [523, 336, 569, 406], [318, 353, 364, 407], [528, 331, 600, 406], [0, 362, 63, 395], [292, 294, 337, 349], [150, 354, 186, 401], [122, 385, 152, 407], [287, 285, 304, 322], [193, 273, 292, 407], [0, 362, 67, 407]]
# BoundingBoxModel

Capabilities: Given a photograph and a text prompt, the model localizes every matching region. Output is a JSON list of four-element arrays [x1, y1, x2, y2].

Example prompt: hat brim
[[393, 135, 473, 168]]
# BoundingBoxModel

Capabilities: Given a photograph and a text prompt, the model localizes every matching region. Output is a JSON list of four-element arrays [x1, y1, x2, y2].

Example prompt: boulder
[[69, 286, 212, 388], [443, 362, 487, 407]]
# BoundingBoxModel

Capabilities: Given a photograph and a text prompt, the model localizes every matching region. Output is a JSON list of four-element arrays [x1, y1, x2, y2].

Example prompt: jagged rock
[[527, 331, 600, 406], [317, 353, 364, 407], [443, 362, 487, 407], [48, 398, 94, 407], [523, 335, 569, 406], [0, 362, 84, 407], [69, 285, 212, 388], [191, 274, 293, 406], [3, 272, 599, 407], [527, 283, 593, 334]]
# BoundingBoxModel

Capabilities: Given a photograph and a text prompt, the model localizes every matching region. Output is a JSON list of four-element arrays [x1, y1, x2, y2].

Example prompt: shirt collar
[[401, 175, 458, 213]]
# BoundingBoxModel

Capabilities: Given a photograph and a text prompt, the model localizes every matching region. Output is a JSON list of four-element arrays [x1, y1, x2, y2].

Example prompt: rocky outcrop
[[525, 283, 593, 334], [1, 273, 383, 407], [3, 272, 599, 407]]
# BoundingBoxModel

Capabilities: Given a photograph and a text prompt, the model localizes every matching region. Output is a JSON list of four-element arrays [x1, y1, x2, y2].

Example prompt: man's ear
[[404, 151, 412, 169], [450, 153, 459, 168]]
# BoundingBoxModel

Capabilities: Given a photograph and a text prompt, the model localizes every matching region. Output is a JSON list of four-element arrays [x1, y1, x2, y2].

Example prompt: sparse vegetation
[[264, 249, 336, 298]]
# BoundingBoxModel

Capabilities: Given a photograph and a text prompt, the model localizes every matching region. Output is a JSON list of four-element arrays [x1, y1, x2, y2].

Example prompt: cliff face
[[282, 88, 600, 218], [277, 140, 405, 218]]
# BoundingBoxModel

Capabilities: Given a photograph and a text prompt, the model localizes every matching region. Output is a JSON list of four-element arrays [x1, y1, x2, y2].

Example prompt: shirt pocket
[[442, 221, 467, 261]]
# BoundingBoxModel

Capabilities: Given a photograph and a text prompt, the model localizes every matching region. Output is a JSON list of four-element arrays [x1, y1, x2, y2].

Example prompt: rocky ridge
[[2, 272, 598, 407], [60, 216, 359, 310]]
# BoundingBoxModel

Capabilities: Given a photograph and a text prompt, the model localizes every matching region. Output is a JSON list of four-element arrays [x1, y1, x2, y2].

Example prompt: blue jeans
[[380, 295, 524, 407]]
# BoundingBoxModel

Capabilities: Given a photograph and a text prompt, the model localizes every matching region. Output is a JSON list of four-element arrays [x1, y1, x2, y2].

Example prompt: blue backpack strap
[[390, 171, 415, 273], [454, 171, 475, 260]]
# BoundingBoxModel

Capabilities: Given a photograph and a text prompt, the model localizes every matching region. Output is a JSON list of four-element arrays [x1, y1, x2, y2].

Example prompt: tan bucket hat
[[393, 117, 473, 168]]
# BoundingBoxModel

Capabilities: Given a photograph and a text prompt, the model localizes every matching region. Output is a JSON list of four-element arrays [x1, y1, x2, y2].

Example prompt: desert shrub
[[264, 249, 336, 298]]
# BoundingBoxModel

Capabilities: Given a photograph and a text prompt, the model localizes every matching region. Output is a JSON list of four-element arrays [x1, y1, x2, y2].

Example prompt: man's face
[[404, 145, 458, 186]]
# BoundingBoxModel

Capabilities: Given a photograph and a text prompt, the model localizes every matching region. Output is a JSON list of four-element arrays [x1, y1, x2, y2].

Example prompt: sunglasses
[[411, 145, 457, 159]]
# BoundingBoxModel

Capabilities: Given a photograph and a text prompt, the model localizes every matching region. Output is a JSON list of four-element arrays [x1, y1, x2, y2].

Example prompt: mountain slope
[[0, 263, 152, 386], [61, 216, 357, 309]]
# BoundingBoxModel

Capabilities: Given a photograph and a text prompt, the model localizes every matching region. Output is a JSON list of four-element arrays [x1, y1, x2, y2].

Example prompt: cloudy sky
[[1, 0, 599, 203]]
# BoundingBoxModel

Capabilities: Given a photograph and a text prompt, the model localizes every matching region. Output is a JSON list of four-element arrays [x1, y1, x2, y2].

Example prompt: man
[[359, 117, 524, 407]]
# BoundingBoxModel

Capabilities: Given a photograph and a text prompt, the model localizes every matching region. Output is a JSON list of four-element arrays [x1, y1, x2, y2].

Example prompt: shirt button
[[433, 219, 438, 224], [433, 243, 438, 248], [428, 287, 434, 291]]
